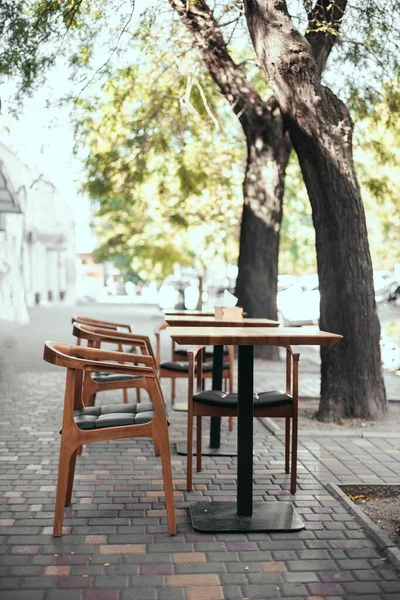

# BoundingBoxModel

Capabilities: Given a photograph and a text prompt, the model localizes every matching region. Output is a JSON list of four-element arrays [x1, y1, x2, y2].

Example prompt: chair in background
[[43, 341, 176, 536], [186, 344, 299, 494], [72, 322, 152, 407], [72, 315, 134, 345], [154, 321, 234, 406]]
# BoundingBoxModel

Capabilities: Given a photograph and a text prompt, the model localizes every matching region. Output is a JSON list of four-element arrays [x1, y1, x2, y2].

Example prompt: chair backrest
[[71, 315, 132, 332], [72, 322, 155, 361], [154, 322, 169, 367], [187, 343, 299, 401], [43, 340, 164, 416]]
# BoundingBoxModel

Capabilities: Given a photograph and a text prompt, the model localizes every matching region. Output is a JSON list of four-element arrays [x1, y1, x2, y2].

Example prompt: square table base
[[176, 441, 237, 457], [189, 501, 304, 533]]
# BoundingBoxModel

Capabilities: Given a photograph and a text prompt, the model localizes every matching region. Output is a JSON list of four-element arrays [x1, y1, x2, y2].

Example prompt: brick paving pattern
[[1, 311, 400, 599]]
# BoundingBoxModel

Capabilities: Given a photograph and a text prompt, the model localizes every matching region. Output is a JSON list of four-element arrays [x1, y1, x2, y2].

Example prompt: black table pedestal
[[190, 501, 304, 533]]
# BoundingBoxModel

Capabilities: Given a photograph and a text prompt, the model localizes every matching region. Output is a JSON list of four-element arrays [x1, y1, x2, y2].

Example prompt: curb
[[327, 482, 400, 571], [259, 418, 400, 438]]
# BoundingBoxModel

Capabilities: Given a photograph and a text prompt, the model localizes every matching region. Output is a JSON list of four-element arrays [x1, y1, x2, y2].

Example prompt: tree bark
[[244, 0, 387, 419]]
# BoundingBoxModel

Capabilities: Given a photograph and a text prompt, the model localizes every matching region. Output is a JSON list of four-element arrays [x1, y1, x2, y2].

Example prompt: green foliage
[[353, 82, 400, 269], [0, 0, 136, 103], [75, 17, 244, 282]]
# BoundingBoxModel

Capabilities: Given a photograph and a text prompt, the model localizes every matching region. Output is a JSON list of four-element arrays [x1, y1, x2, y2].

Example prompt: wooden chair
[[186, 344, 300, 494], [43, 341, 176, 536], [72, 315, 134, 345], [72, 322, 152, 407], [154, 321, 234, 406]]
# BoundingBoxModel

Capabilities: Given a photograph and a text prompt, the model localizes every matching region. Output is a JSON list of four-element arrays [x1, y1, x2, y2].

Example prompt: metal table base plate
[[176, 441, 237, 457], [189, 501, 304, 533]]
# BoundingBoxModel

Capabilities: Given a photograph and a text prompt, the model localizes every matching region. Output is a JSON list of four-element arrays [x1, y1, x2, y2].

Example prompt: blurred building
[[0, 141, 76, 322]]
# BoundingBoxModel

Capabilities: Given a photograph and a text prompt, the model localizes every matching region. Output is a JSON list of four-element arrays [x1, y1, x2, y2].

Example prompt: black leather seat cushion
[[74, 402, 154, 429], [160, 361, 229, 373], [174, 348, 229, 358], [193, 390, 292, 409], [93, 372, 142, 383]]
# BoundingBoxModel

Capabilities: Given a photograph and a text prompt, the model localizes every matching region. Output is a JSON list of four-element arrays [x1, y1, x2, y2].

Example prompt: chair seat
[[92, 372, 142, 383], [74, 402, 154, 429], [193, 390, 293, 409], [160, 361, 229, 373], [175, 348, 229, 358]]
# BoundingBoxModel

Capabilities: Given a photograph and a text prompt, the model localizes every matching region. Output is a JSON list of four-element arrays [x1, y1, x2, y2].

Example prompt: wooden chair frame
[[43, 341, 176, 536], [154, 322, 234, 405], [72, 322, 154, 406], [72, 315, 134, 345], [186, 344, 300, 494]]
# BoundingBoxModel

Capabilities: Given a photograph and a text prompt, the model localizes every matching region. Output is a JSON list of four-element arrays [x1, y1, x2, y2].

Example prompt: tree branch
[[306, 0, 347, 76], [168, 0, 272, 130]]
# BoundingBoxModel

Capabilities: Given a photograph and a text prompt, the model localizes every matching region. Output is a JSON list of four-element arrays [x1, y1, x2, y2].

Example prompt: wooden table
[[165, 317, 279, 456], [165, 316, 278, 327], [163, 310, 216, 316], [168, 326, 342, 533]]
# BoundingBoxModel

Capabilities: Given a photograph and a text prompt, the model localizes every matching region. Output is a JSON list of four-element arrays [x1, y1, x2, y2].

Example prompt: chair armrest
[[44, 341, 155, 376]]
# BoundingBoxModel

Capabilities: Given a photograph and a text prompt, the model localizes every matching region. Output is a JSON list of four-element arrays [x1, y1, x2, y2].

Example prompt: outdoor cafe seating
[[43, 340, 176, 536], [72, 315, 142, 403], [185, 343, 299, 494], [72, 321, 152, 406]]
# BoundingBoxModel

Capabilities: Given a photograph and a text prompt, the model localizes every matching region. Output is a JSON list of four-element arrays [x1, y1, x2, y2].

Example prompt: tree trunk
[[244, 0, 387, 419], [168, 0, 287, 353], [236, 113, 291, 359]]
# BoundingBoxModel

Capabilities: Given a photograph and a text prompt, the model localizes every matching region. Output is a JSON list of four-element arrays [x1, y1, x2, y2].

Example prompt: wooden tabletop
[[165, 316, 279, 328], [163, 310, 215, 316], [167, 326, 343, 346]]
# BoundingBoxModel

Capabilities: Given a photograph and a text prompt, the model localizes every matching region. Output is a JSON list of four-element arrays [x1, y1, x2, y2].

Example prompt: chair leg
[[54, 440, 75, 536], [157, 427, 176, 535], [291, 415, 298, 494], [171, 379, 175, 405], [285, 418, 290, 474], [65, 449, 77, 506], [154, 441, 160, 456], [123, 388, 129, 404], [228, 416, 234, 431], [77, 445, 83, 456], [196, 417, 202, 473], [187, 405, 194, 492]]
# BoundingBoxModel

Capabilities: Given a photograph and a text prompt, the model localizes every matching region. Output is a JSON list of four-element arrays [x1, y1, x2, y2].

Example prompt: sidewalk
[[1, 357, 400, 599]]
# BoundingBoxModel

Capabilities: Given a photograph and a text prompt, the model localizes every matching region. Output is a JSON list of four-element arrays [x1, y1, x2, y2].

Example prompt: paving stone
[[155, 589, 185, 600], [166, 574, 220, 587], [220, 585, 243, 600], [242, 584, 281, 598], [174, 562, 226, 575], [0, 593, 45, 600], [84, 592, 120, 600], [287, 559, 337, 571]]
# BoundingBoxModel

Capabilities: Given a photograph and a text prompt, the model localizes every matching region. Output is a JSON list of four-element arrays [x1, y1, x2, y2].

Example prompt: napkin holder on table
[[214, 306, 243, 320]]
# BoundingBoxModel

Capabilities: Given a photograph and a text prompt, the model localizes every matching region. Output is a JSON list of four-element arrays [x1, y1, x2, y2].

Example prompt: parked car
[[278, 271, 400, 326]]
